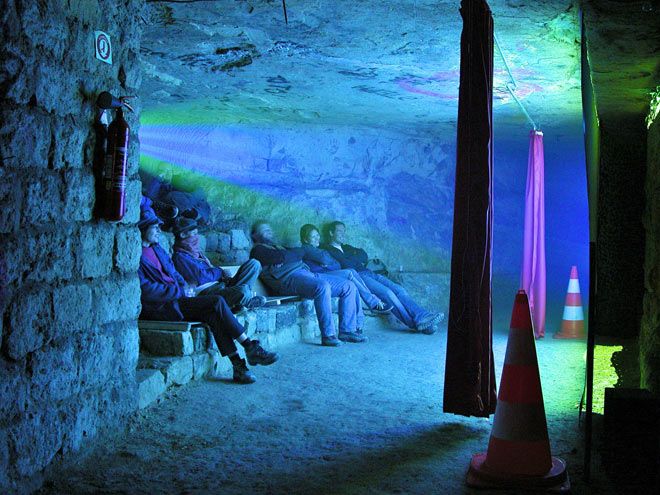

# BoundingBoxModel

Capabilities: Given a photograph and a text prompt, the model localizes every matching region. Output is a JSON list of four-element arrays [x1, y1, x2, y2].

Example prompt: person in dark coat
[[249, 221, 366, 346], [138, 209, 278, 383], [299, 224, 392, 315], [171, 217, 266, 311], [321, 221, 444, 334]]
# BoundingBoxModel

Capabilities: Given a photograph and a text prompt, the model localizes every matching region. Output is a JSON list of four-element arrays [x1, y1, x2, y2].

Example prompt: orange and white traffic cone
[[554, 266, 586, 339], [466, 290, 570, 491]]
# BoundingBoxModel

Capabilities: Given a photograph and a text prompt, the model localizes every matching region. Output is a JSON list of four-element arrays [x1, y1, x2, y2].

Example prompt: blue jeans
[[272, 270, 359, 338], [361, 271, 432, 329], [324, 268, 381, 309], [201, 259, 261, 307]]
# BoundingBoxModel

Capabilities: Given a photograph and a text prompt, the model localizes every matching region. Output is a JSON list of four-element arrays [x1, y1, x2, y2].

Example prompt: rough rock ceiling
[[140, 0, 582, 135], [582, 0, 659, 124]]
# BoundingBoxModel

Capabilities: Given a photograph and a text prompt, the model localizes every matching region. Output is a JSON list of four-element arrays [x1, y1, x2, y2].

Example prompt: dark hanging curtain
[[443, 0, 497, 417]]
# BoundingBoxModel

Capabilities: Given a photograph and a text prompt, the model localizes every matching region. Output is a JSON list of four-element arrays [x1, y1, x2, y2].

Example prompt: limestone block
[[230, 229, 251, 250], [30, 337, 80, 403], [254, 308, 277, 334], [126, 136, 141, 175], [298, 300, 315, 317], [35, 61, 77, 116], [63, 169, 94, 221], [119, 179, 142, 225], [300, 317, 321, 341], [137, 369, 166, 409], [0, 361, 28, 421], [217, 232, 231, 252], [191, 352, 215, 380], [77, 332, 113, 389], [79, 224, 114, 279], [139, 328, 194, 356], [21, 171, 62, 227], [236, 310, 256, 336], [0, 109, 50, 168], [52, 116, 86, 169], [139, 356, 194, 387], [53, 283, 93, 338], [0, 172, 18, 233], [115, 226, 142, 273], [93, 275, 141, 324], [22, 227, 75, 283], [10, 408, 63, 477], [0, 430, 8, 489], [205, 233, 219, 252], [112, 321, 140, 375], [6, 288, 52, 360], [190, 325, 208, 352], [269, 324, 300, 349], [276, 305, 298, 328]]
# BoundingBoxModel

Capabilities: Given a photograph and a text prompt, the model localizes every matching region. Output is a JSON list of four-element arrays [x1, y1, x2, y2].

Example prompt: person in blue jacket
[[171, 217, 266, 311], [138, 209, 278, 384], [299, 224, 392, 315], [249, 221, 365, 346], [321, 221, 444, 334]]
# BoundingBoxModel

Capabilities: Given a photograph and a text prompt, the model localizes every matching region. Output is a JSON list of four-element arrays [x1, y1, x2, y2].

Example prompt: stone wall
[[0, 1, 144, 491], [641, 116, 660, 395]]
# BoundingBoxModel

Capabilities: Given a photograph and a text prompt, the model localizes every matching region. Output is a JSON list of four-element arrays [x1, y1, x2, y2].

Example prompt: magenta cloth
[[520, 130, 547, 338], [142, 246, 176, 285]]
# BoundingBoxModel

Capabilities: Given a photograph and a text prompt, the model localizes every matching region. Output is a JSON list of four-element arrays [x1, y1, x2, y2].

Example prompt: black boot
[[245, 340, 279, 366], [232, 358, 256, 384]]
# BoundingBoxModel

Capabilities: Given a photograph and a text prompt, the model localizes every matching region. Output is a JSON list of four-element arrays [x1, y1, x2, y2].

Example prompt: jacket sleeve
[[250, 244, 286, 266], [303, 245, 341, 270], [345, 244, 369, 265], [173, 251, 223, 285], [138, 262, 183, 303]]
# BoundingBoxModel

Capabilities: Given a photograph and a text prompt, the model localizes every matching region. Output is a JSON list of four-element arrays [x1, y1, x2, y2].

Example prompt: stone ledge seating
[[137, 265, 326, 408]]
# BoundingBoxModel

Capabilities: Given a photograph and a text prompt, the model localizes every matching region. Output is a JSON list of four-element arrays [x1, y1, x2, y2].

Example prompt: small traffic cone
[[554, 266, 585, 339], [466, 290, 570, 492]]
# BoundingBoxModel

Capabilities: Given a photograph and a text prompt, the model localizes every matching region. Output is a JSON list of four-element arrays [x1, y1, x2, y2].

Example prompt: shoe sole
[[247, 354, 279, 366], [338, 333, 367, 343]]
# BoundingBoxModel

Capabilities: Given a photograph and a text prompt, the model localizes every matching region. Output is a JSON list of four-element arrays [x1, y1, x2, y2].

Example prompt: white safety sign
[[94, 31, 112, 65]]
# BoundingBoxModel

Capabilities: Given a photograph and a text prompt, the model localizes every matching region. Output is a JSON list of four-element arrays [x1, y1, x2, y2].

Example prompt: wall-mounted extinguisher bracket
[[95, 91, 137, 222]]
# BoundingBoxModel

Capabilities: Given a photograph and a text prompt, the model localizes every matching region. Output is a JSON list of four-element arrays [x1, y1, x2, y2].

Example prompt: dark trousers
[[178, 295, 245, 356]]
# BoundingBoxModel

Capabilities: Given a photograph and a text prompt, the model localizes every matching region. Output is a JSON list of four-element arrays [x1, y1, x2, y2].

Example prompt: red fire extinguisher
[[102, 103, 132, 221]]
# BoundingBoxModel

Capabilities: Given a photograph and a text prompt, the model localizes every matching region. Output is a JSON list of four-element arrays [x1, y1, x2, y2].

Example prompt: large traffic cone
[[554, 266, 586, 339], [467, 290, 570, 491]]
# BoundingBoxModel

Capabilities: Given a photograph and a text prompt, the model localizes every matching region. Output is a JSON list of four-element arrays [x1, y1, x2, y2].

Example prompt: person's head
[[172, 216, 199, 240], [138, 209, 163, 245], [325, 221, 346, 245], [251, 220, 274, 243], [300, 224, 321, 247]]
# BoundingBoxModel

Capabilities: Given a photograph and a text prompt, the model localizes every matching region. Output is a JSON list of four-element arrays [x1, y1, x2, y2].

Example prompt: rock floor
[[40, 318, 621, 494]]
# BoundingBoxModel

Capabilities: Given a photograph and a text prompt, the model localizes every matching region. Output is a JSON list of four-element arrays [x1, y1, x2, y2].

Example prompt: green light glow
[[592, 344, 622, 414], [647, 86, 660, 129]]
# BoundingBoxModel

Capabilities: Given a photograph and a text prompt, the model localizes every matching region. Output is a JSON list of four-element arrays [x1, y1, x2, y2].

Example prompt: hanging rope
[[494, 33, 539, 131]]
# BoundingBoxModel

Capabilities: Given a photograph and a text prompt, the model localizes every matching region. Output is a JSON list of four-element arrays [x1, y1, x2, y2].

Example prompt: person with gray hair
[[249, 221, 366, 346]]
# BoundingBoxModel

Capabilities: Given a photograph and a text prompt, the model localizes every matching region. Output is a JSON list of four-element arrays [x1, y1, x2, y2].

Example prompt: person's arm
[[250, 244, 286, 266], [156, 246, 188, 290], [174, 251, 223, 285], [138, 263, 183, 303], [345, 244, 369, 265]]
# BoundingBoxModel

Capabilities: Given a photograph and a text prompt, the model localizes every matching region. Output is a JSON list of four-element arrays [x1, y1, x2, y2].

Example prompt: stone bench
[[136, 299, 321, 408]]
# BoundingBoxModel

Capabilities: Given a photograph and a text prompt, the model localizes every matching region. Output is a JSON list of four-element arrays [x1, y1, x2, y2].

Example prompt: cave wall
[[0, 1, 144, 491], [140, 124, 455, 274], [641, 114, 660, 395]]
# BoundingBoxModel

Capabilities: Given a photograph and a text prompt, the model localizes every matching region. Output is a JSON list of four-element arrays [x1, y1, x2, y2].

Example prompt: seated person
[[249, 221, 366, 345], [171, 217, 266, 311], [299, 224, 392, 315], [321, 221, 444, 334], [138, 209, 278, 384]]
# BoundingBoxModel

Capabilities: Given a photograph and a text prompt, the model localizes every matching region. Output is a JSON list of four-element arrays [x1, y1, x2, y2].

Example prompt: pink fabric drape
[[520, 130, 547, 338]]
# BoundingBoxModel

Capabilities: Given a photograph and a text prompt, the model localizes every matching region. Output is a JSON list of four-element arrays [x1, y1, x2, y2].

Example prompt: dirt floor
[[40, 317, 623, 495]]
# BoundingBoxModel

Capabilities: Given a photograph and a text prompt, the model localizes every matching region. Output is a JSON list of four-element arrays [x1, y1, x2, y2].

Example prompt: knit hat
[[138, 208, 163, 231], [172, 216, 198, 237]]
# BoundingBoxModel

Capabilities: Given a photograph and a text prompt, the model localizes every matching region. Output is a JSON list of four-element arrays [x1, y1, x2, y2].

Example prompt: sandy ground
[[40, 318, 621, 495]]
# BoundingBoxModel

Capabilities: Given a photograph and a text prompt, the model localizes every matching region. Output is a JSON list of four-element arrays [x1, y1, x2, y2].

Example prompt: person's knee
[[348, 269, 358, 279], [315, 281, 331, 298], [245, 258, 261, 271]]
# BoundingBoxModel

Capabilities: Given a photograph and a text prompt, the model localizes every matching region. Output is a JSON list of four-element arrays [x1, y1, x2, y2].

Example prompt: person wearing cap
[[138, 209, 278, 384], [171, 217, 266, 311], [249, 221, 365, 346], [321, 221, 444, 334]]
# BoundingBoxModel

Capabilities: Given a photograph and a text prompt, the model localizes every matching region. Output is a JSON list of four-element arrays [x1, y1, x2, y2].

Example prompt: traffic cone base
[[467, 452, 570, 492]]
